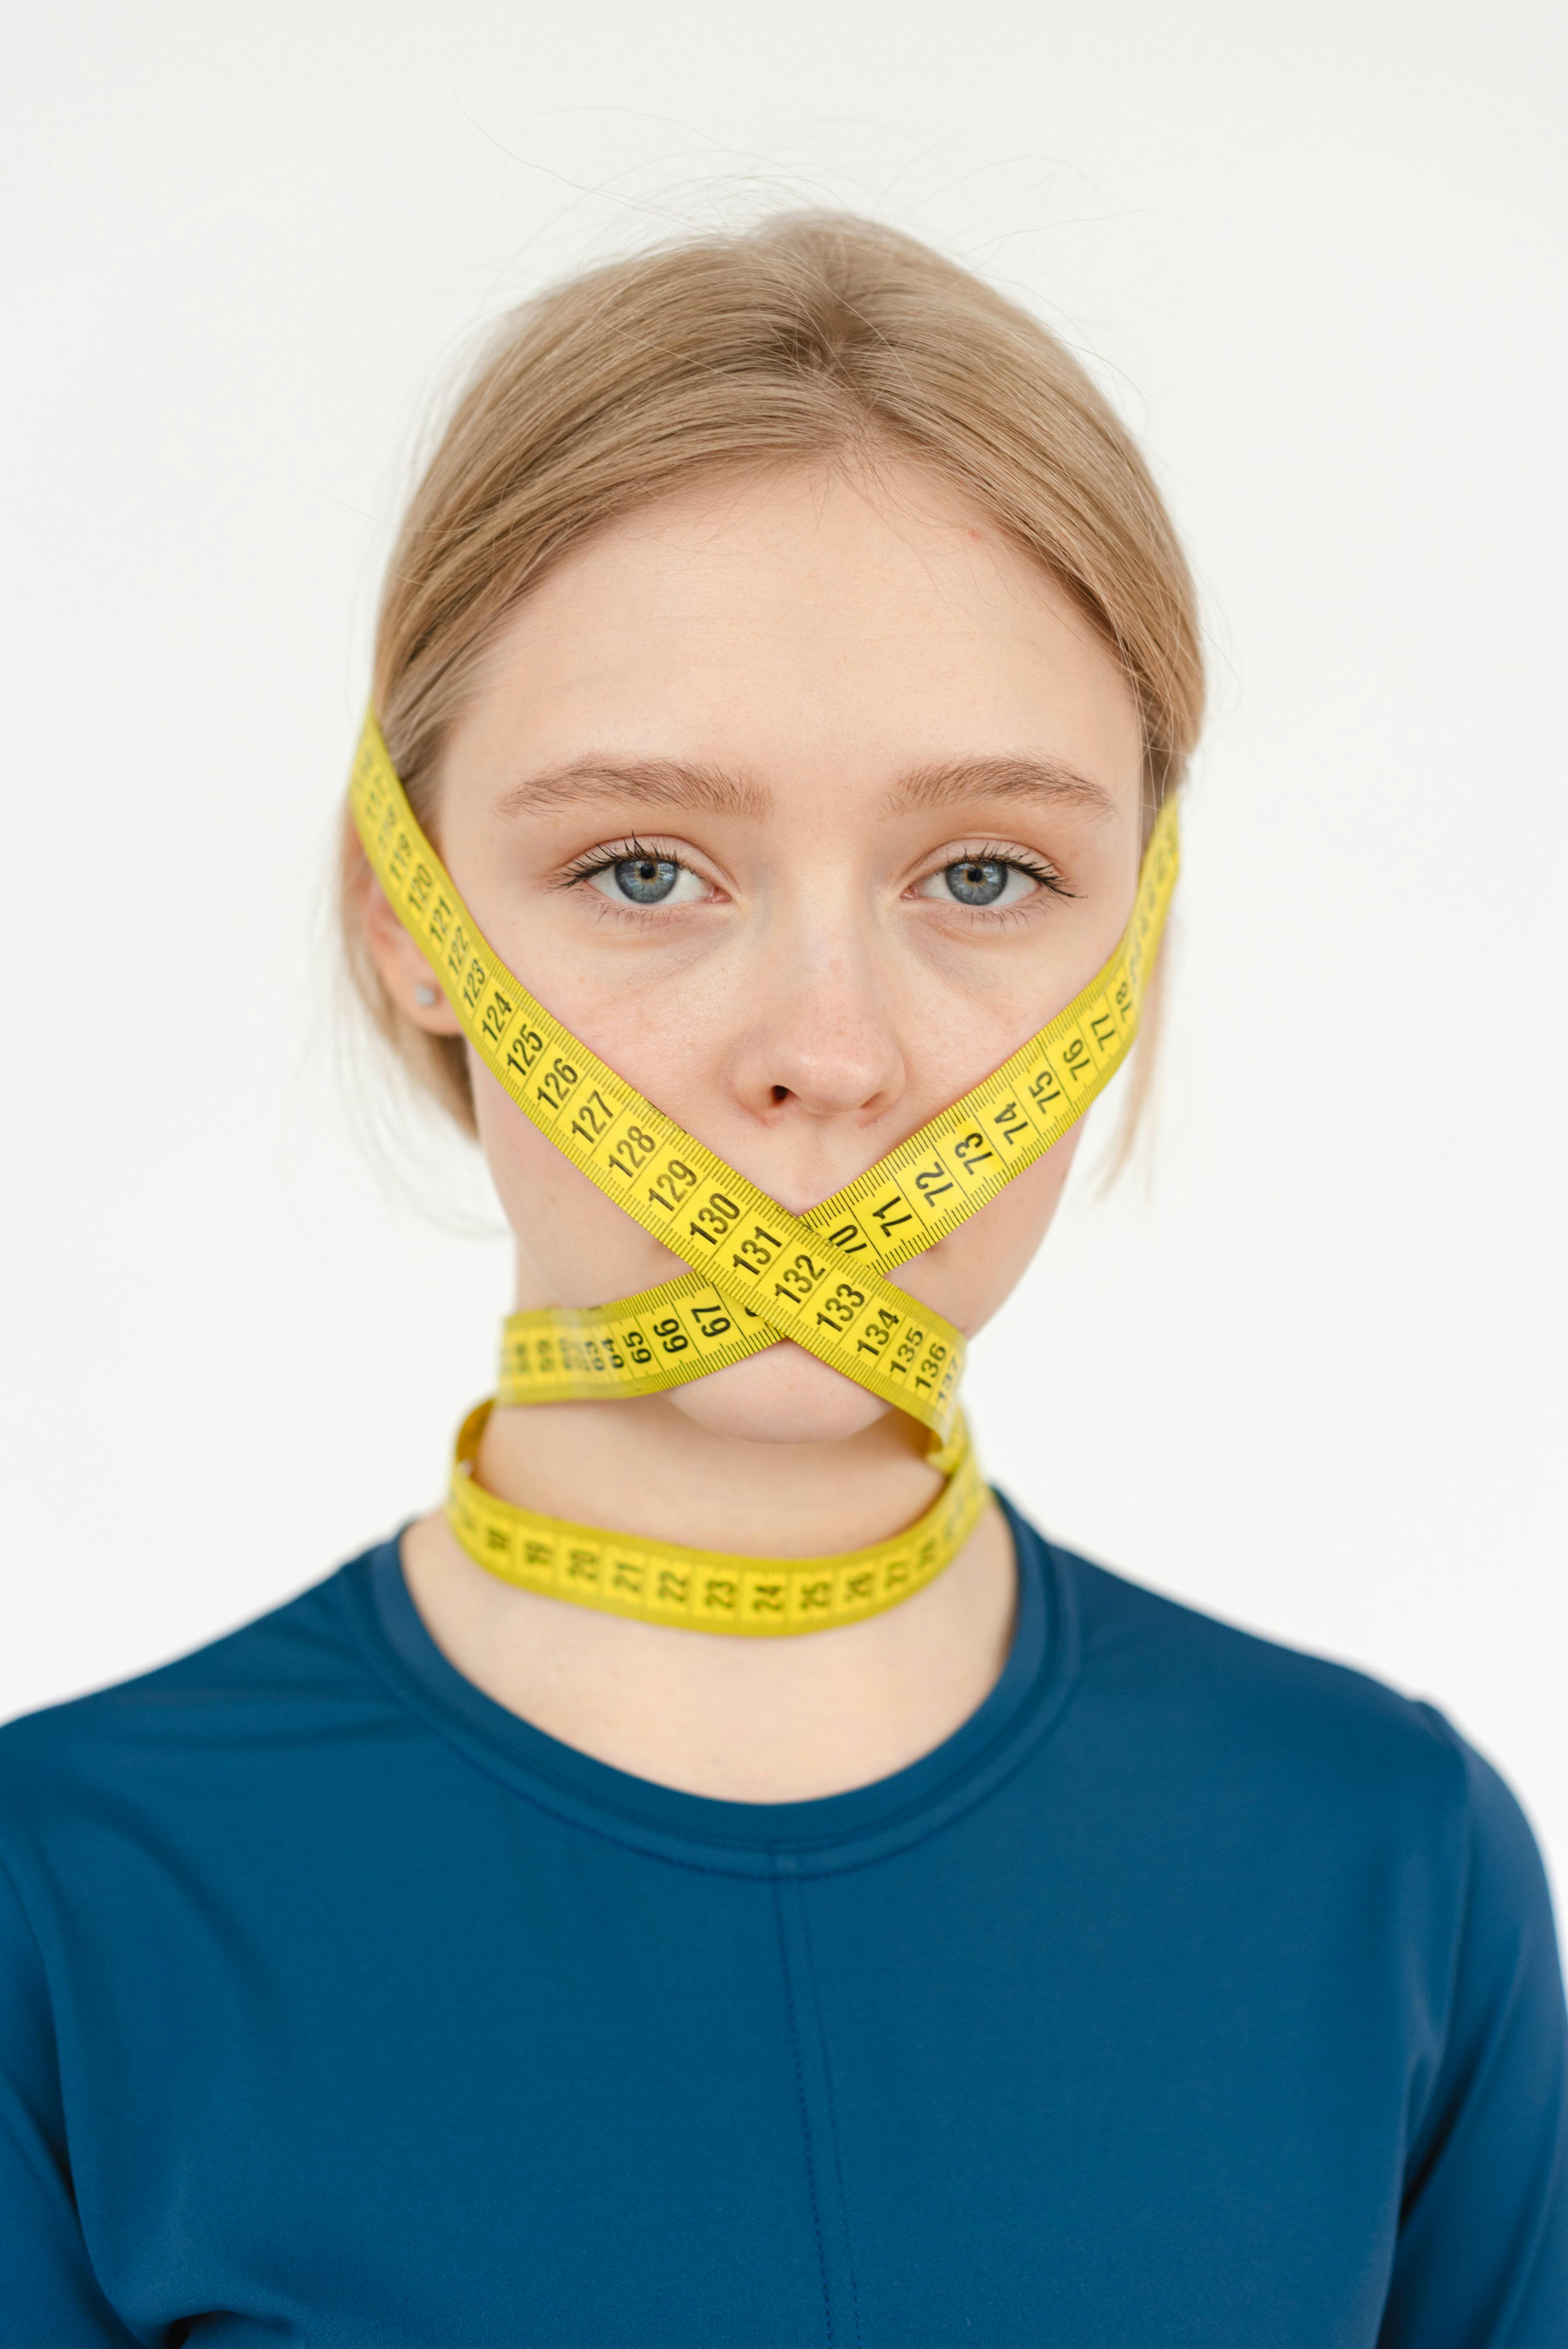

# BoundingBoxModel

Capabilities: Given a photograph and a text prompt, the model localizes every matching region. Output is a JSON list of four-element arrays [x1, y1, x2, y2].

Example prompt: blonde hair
[[342, 210, 1204, 1134]]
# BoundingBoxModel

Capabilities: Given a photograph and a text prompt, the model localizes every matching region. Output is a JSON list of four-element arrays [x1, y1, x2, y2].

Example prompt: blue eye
[[584, 855, 713, 907], [918, 857, 1039, 909], [608, 855, 678, 903], [944, 859, 1007, 905], [586, 854, 709, 907]]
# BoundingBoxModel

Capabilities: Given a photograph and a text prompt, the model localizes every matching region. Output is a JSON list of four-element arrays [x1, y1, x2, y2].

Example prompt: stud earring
[[414, 982, 438, 1008]]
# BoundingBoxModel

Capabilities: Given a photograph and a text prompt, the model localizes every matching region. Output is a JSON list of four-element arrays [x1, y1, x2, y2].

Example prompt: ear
[[358, 863, 464, 1037]]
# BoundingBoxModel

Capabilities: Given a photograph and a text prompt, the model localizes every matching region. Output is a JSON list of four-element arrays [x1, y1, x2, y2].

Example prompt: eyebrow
[[495, 759, 772, 822], [883, 757, 1117, 820], [494, 751, 1115, 825]]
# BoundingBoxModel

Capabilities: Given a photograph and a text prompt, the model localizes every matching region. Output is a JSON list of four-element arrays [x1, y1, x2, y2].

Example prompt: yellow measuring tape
[[351, 713, 1178, 1634], [448, 1398, 989, 1636]]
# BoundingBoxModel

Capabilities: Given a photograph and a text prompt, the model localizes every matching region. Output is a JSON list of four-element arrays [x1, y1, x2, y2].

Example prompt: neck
[[477, 1382, 943, 1559], [398, 1348, 1018, 1802]]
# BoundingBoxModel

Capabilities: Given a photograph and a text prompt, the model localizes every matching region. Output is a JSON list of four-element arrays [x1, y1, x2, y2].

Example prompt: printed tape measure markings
[[449, 1401, 987, 1637], [493, 821, 1174, 1412], [354, 725, 981, 1442], [354, 716, 1176, 1429], [351, 714, 1178, 1636]]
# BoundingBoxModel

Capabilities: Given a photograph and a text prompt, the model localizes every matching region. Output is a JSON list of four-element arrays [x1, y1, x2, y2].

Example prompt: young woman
[[2, 216, 1563, 2346]]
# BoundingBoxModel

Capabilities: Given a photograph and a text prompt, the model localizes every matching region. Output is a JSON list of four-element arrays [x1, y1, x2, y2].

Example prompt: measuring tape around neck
[[351, 713, 1178, 1634], [448, 1398, 989, 1635]]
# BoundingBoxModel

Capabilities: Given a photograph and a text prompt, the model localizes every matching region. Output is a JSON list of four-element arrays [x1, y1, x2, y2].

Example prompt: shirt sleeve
[[0, 1848, 141, 2347], [1381, 1718, 1568, 2346]]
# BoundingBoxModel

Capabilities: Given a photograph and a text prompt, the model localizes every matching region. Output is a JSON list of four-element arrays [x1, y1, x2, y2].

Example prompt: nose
[[725, 920, 906, 1128]]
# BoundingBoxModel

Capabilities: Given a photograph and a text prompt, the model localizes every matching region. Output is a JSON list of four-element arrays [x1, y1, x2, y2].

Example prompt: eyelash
[[556, 838, 1075, 910], [935, 845, 1074, 902], [558, 837, 692, 891]]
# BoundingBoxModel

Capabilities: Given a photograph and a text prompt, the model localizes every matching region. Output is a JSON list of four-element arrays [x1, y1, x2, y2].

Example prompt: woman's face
[[367, 459, 1146, 1446]]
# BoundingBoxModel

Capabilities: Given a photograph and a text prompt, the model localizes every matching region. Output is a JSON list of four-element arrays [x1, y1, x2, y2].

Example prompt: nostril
[[772, 1085, 791, 1105]]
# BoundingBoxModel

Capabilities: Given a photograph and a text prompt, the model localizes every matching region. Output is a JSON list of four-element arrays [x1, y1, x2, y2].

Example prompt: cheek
[[894, 1130, 1082, 1338], [470, 1059, 688, 1306]]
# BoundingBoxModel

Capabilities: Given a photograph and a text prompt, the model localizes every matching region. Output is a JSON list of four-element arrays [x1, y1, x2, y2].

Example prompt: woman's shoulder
[[0, 1543, 396, 1829], [1039, 1523, 1546, 1902]]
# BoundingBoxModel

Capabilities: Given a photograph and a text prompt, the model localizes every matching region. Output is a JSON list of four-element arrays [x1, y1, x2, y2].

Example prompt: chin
[[668, 1343, 895, 1448]]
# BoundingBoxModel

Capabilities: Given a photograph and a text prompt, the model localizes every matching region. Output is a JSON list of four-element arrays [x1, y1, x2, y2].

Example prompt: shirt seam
[[797, 1878, 865, 2349], [1399, 1703, 1481, 2188], [773, 1875, 836, 2348]]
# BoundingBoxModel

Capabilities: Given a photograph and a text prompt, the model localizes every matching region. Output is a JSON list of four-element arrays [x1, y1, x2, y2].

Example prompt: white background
[[4, 2, 1564, 1894]]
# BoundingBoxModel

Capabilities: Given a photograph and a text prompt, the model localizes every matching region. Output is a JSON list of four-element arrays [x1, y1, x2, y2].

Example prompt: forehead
[[455, 460, 1144, 815]]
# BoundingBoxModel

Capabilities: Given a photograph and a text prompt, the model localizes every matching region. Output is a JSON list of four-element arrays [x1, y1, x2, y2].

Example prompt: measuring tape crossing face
[[350, 717, 1180, 1426], [350, 712, 1178, 1634]]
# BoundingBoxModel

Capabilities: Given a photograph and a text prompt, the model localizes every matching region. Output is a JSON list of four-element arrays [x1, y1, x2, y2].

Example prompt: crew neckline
[[346, 1492, 1081, 1879]]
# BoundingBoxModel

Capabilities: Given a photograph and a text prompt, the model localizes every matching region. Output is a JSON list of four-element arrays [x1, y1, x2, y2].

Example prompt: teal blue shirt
[[2, 1501, 1564, 2344]]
